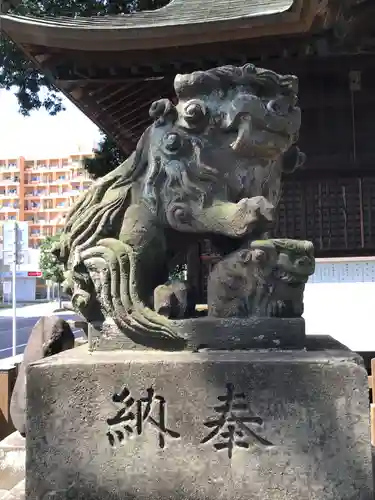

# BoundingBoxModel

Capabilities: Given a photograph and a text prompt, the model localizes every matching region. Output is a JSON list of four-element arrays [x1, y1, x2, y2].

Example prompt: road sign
[[2, 250, 27, 266], [2, 221, 28, 253]]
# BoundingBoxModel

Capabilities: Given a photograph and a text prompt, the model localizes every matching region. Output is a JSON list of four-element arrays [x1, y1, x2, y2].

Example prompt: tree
[[1, 0, 169, 175], [39, 234, 65, 306], [84, 134, 127, 179], [169, 264, 187, 282]]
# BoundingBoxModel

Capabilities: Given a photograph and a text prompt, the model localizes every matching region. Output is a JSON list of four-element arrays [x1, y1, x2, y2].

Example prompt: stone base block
[[26, 343, 373, 499], [93, 317, 306, 351]]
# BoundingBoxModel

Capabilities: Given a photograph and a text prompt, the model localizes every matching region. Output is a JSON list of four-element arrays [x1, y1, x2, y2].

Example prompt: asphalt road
[[0, 304, 82, 359]]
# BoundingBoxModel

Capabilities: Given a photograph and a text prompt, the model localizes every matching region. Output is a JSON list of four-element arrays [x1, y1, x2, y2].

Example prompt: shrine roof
[[0, 1, 320, 51]]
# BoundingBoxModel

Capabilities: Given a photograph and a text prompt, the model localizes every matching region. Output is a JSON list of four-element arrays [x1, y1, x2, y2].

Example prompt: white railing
[[309, 256, 375, 283]]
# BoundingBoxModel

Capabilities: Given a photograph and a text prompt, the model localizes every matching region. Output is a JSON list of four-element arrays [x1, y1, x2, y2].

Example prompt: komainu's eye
[[163, 132, 182, 152], [183, 100, 207, 125], [267, 97, 293, 116]]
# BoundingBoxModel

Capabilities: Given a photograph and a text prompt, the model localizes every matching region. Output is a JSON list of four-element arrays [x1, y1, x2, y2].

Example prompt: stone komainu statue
[[207, 239, 315, 319], [53, 64, 313, 348]]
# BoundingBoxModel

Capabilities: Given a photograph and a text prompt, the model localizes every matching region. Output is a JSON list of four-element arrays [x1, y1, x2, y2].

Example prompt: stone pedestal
[[25, 343, 373, 500]]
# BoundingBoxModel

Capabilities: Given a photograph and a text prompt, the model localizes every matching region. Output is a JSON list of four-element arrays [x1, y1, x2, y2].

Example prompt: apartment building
[[0, 153, 93, 248]]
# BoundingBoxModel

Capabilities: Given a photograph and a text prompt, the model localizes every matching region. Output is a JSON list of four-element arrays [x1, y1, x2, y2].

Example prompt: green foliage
[[84, 134, 127, 179], [39, 234, 64, 284], [169, 264, 187, 282]]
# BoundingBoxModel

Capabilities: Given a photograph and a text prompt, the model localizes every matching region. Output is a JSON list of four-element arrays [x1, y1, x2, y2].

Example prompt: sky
[[0, 89, 101, 159]]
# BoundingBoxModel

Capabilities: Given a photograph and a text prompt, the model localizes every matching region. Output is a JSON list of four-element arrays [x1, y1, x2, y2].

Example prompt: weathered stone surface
[[10, 316, 74, 436], [153, 280, 189, 319], [96, 317, 306, 351], [26, 343, 372, 500]]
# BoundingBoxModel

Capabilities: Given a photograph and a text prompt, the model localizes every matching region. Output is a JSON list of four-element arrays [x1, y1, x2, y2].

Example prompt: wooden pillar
[[370, 359, 375, 446], [0, 365, 17, 440]]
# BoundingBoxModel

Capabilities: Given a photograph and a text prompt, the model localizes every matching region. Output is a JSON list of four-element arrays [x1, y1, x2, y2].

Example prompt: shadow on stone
[[10, 316, 74, 437], [200, 335, 373, 499]]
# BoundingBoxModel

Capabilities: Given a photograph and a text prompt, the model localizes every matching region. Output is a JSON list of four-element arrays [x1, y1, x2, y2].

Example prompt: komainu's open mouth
[[230, 118, 292, 158]]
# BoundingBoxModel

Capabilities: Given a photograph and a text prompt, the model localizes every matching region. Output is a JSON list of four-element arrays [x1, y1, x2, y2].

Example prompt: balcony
[[51, 179, 70, 185], [25, 205, 41, 211], [28, 219, 62, 225], [46, 192, 70, 198], [70, 161, 83, 169], [33, 179, 53, 185], [44, 206, 69, 212], [0, 207, 19, 212], [30, 163, 64, 172], [0, 191, 19, 198], [71, 173, 91, 181], [0, 178, 19, 184], [25, 192, 47, 198], [0, 164, 18, 172]]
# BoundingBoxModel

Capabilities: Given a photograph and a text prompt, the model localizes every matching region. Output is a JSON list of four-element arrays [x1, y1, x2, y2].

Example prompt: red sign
[[27, 271, 42, 277]]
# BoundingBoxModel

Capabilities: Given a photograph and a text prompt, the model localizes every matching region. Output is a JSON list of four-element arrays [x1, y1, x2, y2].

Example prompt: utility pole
[[12, 222, 17, 357], [2, 221, 28, 358]]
